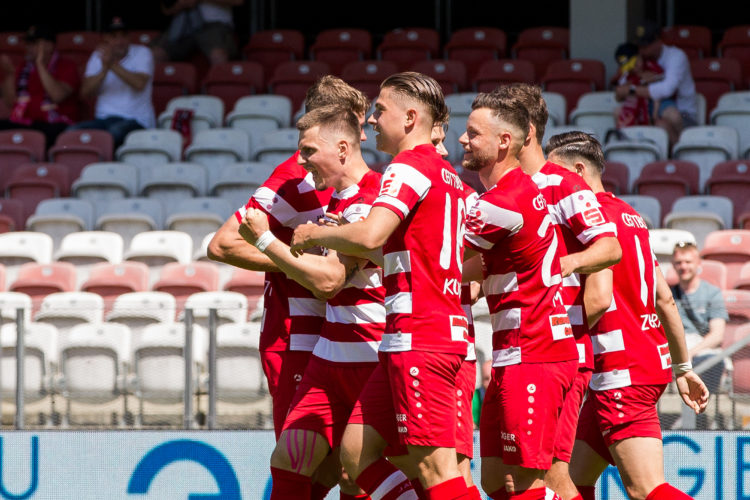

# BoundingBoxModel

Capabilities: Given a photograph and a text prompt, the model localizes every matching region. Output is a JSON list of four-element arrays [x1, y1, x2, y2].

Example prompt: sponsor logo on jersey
[[582, 207, 606, 225], [466, 209, 485, 233], [379, 172, 400, 196], [449, 315, 469, 342]]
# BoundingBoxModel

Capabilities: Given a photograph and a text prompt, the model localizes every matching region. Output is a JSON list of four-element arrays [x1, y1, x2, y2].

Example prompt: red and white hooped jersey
[[531, 161, 617, 368], [589, 192, 672, 390], [373, 144, 469, 355], [234, 151, 331, 352], [313, 170, 386, 365], [464, 167, 578, 366]]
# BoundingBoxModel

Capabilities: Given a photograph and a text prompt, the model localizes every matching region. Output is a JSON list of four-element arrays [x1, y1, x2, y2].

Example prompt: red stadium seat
[[152, 62, 197, 116], [697, 259, 728, 290], [732, 261, 750, 290], [0, 31, 26, 67], [377, 27, 440, 71], [341, 60, 399, 100], [9, 261, 77, 313], [445, 27, 507, 85], [700, 230, 750, 289], [153, 261, 220, 314], [128, 30, 161, 46], [633, 160, 700, 216], [5, 163, 70, 222], [541, 59, 606, 117], [243, 29, 305, 87], [601, 161, 630, 195], [47, 129, 114, 182], [310, 28, 372, 76], [706, 160, 750, 227], [223, 267, 265, 313], [201, 61, 265, 111], [56, 31, 101, 73], [269, 60, 331, 114], [511, 26, 569, 82], [81, 261, 150, 312], [0, 199, 25, 233], [0, 129, 46, 187], [660, 25, 712, 59], [718, 26, 750, 86], [690, 58, 743, 117], [410, 59, 467, 94], [723, 289, 750, 322], [474, 59, 535, 92]]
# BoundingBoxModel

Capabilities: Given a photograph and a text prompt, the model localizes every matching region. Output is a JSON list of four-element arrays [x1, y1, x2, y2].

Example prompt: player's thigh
[[340, 423, 388, 478], [271, 429, 331, 475], [568, 439, 610, 486], [609, 436, 665, 500], [481, 456, 508, 494]]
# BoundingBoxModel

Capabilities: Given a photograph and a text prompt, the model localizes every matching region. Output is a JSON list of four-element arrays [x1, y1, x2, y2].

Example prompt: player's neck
[[518, 144, 546, 176], [396, 131, 433, 155], [586, 176, 606, 194], [334, 159, 370, 192], [482, 159, 518, 188]]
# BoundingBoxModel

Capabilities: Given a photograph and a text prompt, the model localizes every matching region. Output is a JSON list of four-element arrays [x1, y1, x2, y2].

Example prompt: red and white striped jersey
[[531, 161, 617, 369], [589, 192, 672, 390], [464, 167, 578, 366], [234, 151, 331, 352], [373, 144, 469, 355], [313, 170, 385, 365], [462, 185, 480, 361]]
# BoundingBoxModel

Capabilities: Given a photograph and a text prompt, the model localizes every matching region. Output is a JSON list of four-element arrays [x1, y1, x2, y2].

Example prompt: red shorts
[[480, 360, 577, 470], [553, 368, 592, 462], [261, 350, 312, 439], [456, 359, 476, 458], [576, 384, 667, 465], [283, 356, 378, 448]]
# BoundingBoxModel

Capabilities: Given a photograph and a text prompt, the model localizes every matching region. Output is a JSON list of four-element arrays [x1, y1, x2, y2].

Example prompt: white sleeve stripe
[[375, 195, 410, 218], [483, 272, 519, 295], [385, 163, 431, 198], [464, 233, 494, 250], [342, 203, 372, 221], [577, 222, 617, 245], [252, 186, 300, 225], [474, 199, 523, 232], [384, 250, 411, 277]]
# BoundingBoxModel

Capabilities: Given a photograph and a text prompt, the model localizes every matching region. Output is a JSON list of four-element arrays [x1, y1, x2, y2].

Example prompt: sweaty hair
[[494, 83, 548, 143], [305, 75, 371, 116], [297, 104, 362, 146], [545, 131, 606, 174], [472, 90, 531, 148], [380, 71, 449, 125]]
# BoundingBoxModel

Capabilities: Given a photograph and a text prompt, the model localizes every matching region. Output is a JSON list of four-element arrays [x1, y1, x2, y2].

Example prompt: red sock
[[271, 466, 312, 500], [340, 494, 370, 500], [424, 476, 470, 500], [311, 482, 333, 500], [488, 488, 509, 500], [355, 458, 417, 500], [411, 478, 426, 499], [646, 483, 692, 500], [468, 484, 482, 500], [576, 486, 595, 500], [509, 487, 546, 500]]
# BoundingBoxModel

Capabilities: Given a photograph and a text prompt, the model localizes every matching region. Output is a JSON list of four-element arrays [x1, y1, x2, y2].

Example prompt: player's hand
[[239, 207, 270, 244], [559, 254, 577, 278], [290, 222, 319, 257], [322, 212, 346, 226], [675, 371, 710, 414]]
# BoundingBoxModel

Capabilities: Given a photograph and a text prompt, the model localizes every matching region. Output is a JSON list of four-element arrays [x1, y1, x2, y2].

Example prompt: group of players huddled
[[207, 72, 710, 500]]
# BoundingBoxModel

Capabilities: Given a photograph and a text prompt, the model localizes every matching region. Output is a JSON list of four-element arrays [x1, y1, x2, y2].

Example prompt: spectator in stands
[[614, 19, 697, 148], [671, 240, 728, 427], [69, 16, 155, 149], [151, 0, 244, 65], [612, 42, 663, 129], [0, 24, 80, 145]]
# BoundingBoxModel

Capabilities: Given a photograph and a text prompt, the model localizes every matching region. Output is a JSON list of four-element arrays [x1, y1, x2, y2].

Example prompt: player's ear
[[575, 161, 586, 176], [338, 140, 348, 160], [404, 107, 417, 127]]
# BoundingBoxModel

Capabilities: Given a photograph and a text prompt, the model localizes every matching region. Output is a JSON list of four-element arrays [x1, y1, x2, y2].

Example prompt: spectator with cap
[[70, 16, 155, 148], [0, 24, 80, 145], [614, 19, 697, 148]]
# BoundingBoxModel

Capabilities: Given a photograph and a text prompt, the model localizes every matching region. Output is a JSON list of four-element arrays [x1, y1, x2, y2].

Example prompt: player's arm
[[290, 206, 401, 258], [559, 236, 622, 277], [654, 267, 710, 414], [462, 252, 482, 283], [582, 268, 613, 328], [207, 213, 280, 272]]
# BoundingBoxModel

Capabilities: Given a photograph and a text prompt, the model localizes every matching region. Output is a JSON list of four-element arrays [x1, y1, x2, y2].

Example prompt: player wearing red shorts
[[545, 132, 709, 500], [458, 90, 579, 500], [291, 72, 472, 499], [493, 84, 622, 500]]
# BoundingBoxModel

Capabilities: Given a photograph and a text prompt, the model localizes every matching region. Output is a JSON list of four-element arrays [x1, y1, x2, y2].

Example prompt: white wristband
[[673, 361, 693, 376], [254, 231, 277, 253]]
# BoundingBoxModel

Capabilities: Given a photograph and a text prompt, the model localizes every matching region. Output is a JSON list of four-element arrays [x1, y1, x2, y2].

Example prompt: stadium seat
[[410, 59, 468, 94], [649, 228, 697, 268], [157, 95, 225, 135], [0, 129, 46, 184], [138, 162, 208, 203], [153, 261, 220, 314], [672, 125, 740, 189], [698, 259, 729, 290], [705, 160, 750, 226], [201, 61, 265, 112], [710, 91, 750, 159], [95, 198, 164, 247], [35, 291, 104, 336], [268, 61, 331, 116], [511, 26, 569, 81], [633, 160, 701, 217], [700, 230, 750, 289], [377, 27, 440, 71], [164, 197, 234, 251], [689, 58, 743, 117], [5, 163, 71, 221], [152, 62, 198, 116], [601, 161, 630, 195], [444, 27, 507, 85], [55, 230, 124, 269], [718, 26, 750, 87], [663, 195, 735, 247], [81, 262, 150, 311], [242, 29, 305, 88], [660, 24, 712, 59], [116, 129, 183, 168], [253, 127, 300, 165], [0, 199, 26, 233], [310, 28, 372, 76], [223, 268, 265, 315], [182, 291, 248, 327], [541, 59, 606, 117], [732, 262, 750, 290], [106, 291, 177, 339], [341, 60, 399, 101], [695, 92, 708, 126], [722, 289, 750, 322], [226, 95, 293, 149], [473, 59, 535, 93], [9, 262, 77, 313], [57, 322, 131, 426], [56, 31, 100, 71], [0, 232, 54, 277], [603, 126, 670, 188], [71, 161, 138, 202], [215, 322, 265, 403], [568, 91, 618, 142], [25, 196, 93, 235], [209, 161, 274, 210], [128, 29, 160, 46], [541, 91, 567, 127], [47, 129, 114, 182], [0, 291, 33, 324], [619, 194, 662, 229], [124, 231, 193, 269], [184, 128, 251, 175], [442, 92, 478, 142], [0, 31, 26, 67]]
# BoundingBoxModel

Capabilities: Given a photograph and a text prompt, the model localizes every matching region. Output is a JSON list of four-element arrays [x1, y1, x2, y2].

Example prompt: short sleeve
[[373, 162, 431, 220], [463, 196, 523, 251], [707, 285, 729, 322], [556, 183, 617, 245], [84, 51, 102, 78]]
